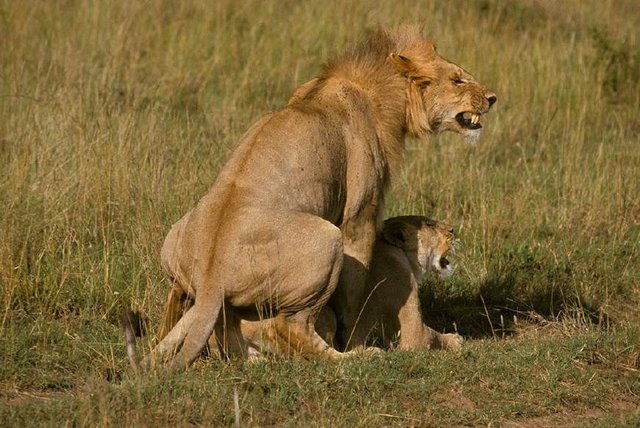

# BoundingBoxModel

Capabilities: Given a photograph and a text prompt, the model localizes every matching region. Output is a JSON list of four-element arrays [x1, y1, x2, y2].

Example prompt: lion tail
[[120, 310, 145, 375]]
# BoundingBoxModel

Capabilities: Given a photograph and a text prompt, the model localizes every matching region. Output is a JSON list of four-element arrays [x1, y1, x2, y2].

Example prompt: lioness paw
[[440, 333, 463, 350]]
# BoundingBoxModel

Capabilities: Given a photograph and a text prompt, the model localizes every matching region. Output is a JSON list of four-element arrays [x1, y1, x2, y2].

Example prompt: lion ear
[[389, 53, 432, 86], [382, 221, 410, 249], [389, 53, 417, 76]]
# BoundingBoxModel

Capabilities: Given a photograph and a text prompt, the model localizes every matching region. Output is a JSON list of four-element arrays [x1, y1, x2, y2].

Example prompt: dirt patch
[[433, 387, 477, 410]]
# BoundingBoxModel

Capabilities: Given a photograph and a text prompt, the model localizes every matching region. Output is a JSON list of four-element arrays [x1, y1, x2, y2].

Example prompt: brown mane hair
[[309, 25, 436, 179]]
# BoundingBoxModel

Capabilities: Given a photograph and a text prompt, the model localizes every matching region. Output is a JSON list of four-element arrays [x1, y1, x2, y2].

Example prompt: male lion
[[132, 26, 495, 371]]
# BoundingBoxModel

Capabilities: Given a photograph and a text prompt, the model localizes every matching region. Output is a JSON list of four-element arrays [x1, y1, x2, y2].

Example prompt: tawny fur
[[136, 26, 494, 371]]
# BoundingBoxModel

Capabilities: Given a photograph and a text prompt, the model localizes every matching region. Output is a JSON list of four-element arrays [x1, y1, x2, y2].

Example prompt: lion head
[[389, 34, 496, 144], [381, 216, 456, 280], [290, 26, 496, 174]]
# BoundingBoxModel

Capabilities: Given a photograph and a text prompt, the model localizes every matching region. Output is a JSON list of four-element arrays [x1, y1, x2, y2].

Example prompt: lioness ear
[[382, 222, 410, 249]]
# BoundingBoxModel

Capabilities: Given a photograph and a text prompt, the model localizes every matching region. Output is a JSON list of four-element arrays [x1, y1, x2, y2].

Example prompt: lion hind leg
[[269, 312, 342, 360], [142, 287, 223, 371], [264, 217, 345, 360], [141, 305, 196, 369], [156, 283, 192, 343], [167, 287, 224, 371]]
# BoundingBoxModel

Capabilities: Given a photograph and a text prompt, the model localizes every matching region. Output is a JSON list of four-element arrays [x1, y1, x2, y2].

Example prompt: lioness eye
[[452, 78, 464, 85]]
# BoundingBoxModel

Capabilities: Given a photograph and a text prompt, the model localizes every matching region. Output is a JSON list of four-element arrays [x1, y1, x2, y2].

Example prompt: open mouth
[[439, 257, 450, 270], [456, 111, 482, 130], [433, 255, 454, 278]]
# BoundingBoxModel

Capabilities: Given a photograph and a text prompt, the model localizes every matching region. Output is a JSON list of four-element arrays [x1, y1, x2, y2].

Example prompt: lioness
[[134, 26, 495, 371], [346, 216, 462, 351]]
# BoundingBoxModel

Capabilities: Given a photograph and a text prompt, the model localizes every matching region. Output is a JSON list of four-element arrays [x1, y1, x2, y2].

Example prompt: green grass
[[1, 0, 639, 425]]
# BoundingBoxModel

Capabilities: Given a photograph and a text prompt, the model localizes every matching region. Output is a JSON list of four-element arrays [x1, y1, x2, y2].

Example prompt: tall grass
[[0, 0, 638, 401]]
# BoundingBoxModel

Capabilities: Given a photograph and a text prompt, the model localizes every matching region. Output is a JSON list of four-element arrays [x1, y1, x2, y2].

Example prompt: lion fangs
[[471, 114, 480, 124]]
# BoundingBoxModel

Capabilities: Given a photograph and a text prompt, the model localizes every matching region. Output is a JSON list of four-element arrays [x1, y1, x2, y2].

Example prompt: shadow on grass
[[420, 255, 612, 339]]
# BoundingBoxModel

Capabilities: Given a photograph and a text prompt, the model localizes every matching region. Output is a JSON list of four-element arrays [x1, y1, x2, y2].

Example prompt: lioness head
[[389, 31, 496, 143], [382, 216, 455, 279]]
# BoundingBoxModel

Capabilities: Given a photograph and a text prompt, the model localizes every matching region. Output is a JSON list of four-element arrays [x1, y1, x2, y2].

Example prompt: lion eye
[[452, 78, 465, 85]]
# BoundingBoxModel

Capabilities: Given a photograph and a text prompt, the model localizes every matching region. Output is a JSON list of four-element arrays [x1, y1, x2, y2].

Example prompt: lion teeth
[[471, 114, 479, 124]]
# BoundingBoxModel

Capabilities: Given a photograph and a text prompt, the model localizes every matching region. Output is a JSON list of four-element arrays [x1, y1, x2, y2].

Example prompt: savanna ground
[[1, 0, 639, 426]]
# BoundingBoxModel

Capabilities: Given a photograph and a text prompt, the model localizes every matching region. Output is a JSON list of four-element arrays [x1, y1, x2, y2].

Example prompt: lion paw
[[363, 346, 384, 354], [440, 333, 463, 350], [344, 345, 384, 357]]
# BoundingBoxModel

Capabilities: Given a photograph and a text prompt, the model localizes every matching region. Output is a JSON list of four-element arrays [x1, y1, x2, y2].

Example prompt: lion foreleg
[[314, 306, 338, 348], [211, 306, 250, 359], [333, 220, 378, 351], [397, 288, 463, 351]]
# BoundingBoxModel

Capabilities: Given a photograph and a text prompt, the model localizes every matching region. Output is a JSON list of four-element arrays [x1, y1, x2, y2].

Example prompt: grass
[[1, 0, 639, 425], [2, 328, 639, 426]]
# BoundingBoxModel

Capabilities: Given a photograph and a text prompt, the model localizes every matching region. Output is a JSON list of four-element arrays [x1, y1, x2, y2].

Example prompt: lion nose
[[486, 93, 497, 107]]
